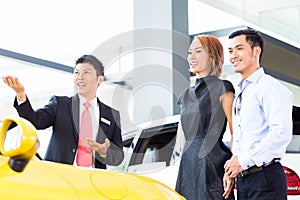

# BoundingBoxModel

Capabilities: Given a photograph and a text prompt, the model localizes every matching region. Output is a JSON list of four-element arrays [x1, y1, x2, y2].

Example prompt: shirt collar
[[78, 94, 97, 109], [238, 67, 265, 91], [246, 67, 265, 84]]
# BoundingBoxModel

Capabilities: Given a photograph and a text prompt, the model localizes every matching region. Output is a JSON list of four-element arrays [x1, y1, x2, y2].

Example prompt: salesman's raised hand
[[2, 75, 26, 101]]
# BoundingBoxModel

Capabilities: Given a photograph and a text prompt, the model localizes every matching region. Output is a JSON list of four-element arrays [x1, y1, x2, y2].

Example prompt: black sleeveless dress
[[175, 76, 235, 200]]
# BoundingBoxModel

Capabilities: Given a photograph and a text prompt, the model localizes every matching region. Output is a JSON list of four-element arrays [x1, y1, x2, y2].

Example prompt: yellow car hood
[[0, 156, 183, 200]]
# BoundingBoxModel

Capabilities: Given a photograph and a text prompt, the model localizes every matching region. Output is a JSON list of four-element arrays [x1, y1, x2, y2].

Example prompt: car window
[[123, 135, 134, 148], [286, 106, 300, 153], [128, 122, 179, 167], [293, 106, 300, 135], [286, 135, 300, 153]]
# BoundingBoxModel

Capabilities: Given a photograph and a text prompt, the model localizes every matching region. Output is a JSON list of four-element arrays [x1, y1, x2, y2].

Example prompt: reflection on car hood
[[0, 156, 184, 199]]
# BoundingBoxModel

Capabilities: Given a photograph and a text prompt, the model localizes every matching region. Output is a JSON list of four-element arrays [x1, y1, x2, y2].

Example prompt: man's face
[[73, 63, 103, 100], [228, 35, 258, 75]]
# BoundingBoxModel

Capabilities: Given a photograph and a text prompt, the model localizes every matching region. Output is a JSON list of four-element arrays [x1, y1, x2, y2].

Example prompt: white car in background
[[109, 106, 300, 199], [281, 106, 300, 199]]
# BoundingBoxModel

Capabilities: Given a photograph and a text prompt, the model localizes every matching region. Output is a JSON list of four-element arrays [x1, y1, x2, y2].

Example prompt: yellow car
[[0, 117, 185, 200]]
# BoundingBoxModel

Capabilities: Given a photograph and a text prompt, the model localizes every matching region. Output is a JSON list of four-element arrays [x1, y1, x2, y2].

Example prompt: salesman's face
[[73, 63, 104, 100]]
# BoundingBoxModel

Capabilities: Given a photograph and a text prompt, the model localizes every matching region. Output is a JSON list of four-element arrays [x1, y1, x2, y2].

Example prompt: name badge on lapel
[[101, 117, 111, 125]]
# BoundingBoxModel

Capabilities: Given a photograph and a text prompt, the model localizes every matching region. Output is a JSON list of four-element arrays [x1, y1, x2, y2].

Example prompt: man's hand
[[223, 172, 235, 199], [86, 138, 110, 157], [2, 75, 26, 101], [224, 156, 243, 178]]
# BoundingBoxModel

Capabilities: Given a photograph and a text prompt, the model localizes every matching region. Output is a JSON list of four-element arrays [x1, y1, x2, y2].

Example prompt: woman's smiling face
[[187, 38, 210, 78]]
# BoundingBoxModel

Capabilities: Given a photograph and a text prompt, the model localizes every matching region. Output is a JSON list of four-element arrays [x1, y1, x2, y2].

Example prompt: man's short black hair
[[75, 55, 104, 76], [229, 28, 264, 61]]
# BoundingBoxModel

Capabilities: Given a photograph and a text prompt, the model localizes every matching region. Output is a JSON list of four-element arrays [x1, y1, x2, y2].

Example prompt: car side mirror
[[0, 117, 40, 172]]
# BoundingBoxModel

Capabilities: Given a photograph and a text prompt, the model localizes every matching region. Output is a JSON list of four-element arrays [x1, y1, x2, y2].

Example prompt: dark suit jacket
[[14, 94, 124, 169]]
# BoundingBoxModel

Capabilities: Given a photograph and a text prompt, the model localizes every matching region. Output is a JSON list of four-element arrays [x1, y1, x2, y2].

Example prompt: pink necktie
[[76, 102, 92, 166]]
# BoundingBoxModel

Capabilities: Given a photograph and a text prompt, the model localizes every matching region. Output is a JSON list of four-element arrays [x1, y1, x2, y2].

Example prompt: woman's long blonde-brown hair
[[194, 35, 224, 77]]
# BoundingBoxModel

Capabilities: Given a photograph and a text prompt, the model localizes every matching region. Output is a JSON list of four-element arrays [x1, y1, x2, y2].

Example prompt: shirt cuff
[[17, 99, 26, 105], [100, 153, 107, 159], [238, 156, 254, 170]]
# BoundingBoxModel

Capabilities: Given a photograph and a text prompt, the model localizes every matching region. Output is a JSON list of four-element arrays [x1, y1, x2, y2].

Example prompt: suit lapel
[[97, 99, 111, 142], [71, 94, 80, 140]]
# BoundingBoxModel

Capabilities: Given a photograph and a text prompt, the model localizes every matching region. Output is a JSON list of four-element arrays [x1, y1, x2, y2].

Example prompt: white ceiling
[[196, 0, 300, 46], [0, 0, 133, 104]]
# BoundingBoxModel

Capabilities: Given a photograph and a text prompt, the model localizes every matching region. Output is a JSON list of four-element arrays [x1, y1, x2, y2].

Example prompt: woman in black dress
[[175, 35, 235, 200]]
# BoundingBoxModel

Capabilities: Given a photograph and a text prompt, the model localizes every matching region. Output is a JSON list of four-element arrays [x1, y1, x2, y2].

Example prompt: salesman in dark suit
[[2, 54, 124, 169]]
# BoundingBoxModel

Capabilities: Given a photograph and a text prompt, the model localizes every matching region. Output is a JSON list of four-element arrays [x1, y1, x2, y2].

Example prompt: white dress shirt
[[232, 68, 293, 169], [74, 95, 99, 167], [78, 95, 99, 140]]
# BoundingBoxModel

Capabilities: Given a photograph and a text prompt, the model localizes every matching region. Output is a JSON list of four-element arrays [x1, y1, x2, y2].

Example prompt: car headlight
[[0, 117, 40, 172]]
